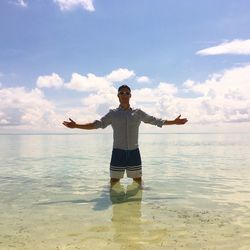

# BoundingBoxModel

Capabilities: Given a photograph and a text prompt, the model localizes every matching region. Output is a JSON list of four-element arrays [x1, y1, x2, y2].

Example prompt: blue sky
[[1, 0, 250, 132]]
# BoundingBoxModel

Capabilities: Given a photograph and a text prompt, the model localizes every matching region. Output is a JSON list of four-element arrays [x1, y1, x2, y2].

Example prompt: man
[[63, 84, 188, 187]]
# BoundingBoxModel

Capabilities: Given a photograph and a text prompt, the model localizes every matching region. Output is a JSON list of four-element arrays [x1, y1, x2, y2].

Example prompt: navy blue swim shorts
[[110, 148, 142, 179]]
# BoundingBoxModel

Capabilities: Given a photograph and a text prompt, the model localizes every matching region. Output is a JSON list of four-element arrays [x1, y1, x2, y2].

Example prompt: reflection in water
[[109, 182, 143, 248]]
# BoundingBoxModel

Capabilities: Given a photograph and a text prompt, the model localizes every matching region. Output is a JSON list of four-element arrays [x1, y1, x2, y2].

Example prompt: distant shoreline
[[1, 132, 250, 135]]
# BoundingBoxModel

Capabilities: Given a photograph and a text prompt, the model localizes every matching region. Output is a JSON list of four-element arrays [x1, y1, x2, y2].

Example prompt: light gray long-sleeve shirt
[[93, 106, 165, 150]]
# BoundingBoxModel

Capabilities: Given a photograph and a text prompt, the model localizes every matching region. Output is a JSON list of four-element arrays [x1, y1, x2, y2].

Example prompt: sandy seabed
[[1, 133, 250, 249], [1, 185, 250, 250]]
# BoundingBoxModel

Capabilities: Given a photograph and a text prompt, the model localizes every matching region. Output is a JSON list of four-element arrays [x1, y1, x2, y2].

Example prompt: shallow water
[[0, 133, 250, 249]]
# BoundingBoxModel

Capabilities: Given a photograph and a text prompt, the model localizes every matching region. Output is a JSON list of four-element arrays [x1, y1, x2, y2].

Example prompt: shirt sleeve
[[93, 110, 113, 129], [138, 109, 165, 127]]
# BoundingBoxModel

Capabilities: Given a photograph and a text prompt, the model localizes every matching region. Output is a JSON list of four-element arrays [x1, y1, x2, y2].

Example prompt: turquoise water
[[0, 133, 250, 249]]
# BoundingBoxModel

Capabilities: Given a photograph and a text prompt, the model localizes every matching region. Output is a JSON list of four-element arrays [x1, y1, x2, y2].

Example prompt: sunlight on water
[[0, 133, 250, 249]]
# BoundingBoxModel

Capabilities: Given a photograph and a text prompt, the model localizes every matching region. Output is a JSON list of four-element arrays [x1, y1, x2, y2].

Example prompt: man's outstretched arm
[[164, 115, 188, 125], [62, 118, 96, 130]]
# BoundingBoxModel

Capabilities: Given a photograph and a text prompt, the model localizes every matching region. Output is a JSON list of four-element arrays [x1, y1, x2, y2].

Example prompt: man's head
[[117, 84, 131, 106], [118, 84, 131, 93]]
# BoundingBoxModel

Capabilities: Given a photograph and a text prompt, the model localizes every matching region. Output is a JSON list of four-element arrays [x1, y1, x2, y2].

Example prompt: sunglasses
[[118, 91, 131, 96]]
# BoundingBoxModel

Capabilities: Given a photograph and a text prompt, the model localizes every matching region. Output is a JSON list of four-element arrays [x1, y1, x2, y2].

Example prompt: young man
[[63, 85, 188, 187]]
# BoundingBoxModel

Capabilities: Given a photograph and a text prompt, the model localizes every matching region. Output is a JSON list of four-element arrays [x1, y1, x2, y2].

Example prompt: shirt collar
[[118, 105, 132, 111]]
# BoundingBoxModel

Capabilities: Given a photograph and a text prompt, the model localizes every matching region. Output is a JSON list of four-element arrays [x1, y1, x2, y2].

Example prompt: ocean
[[0, 133, 250, 249]]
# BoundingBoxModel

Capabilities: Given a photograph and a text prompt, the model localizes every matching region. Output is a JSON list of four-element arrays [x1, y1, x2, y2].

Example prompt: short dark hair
[[118, 84, 131, 92]]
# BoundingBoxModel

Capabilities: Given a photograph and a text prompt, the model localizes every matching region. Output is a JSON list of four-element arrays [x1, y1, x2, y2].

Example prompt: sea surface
[[0, 133, 250, 249]]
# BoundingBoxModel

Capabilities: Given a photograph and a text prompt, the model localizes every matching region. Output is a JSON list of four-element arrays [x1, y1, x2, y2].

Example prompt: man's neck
[[119, 103, 130, 110]]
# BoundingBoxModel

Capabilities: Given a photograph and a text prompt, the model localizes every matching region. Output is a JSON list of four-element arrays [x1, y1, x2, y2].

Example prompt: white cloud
[[81, 88, 118, 116], [53, 65, 250, 129], [157, 82, 178, 96], [183, 65, 250, 99], [0, 87, 60, 129], [183, 79, 194, 89], [130, 65, 250, 125], [62, 68, 134, 121], [62, 87, 118, 128], [8, 0, 28, 8], [65, 73, 112, 92], [181, 65, 250, 123], [2, 65, 250, 132], [18, 0, 27, 7], [54, 0, 95, 12], [136, 76, 150, 83], [36, 73, 64, 89], [197, 39, 250, 56], [65, 68, 134, 92], [131, 82, 178, 118], [106, 68, 135, 82], [133, 82, 177, 102], [0, 73, 3, 88], [13, 0, 28, 7]]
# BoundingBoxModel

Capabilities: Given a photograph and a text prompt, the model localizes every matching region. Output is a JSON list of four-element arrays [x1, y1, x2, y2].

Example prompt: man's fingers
[[174, 115, 188, 125], [62, 122, 68, 127], [69, 118, 75, 123]]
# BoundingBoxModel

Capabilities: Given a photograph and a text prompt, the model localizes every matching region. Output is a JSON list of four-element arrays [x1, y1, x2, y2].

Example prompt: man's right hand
[[62, 118, 77, 129]]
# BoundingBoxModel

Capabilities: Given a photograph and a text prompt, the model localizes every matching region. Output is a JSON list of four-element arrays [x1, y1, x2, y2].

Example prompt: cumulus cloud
[[130, 82, 180, 118], [0, 87, 59, 129], [32, 67, 135, 124], [36, 73, 64, 89], [13, 0, 28, 7], [43, 65, 250, 127], [61, 68, 134, 121], [133, 82, 177, 101], [65, 73, 112, 92], [183, 65, 250, 99], [2, 65, 250, 132], [18, 0, 27, 7], [81, 87, 118, 116], [106, 68, 135, 82], [130, 65, 250, 125], [54, 0, 95, 12], [64, 68, 134, 92], [182, 79, 195, 89], [181, 65, 250, 123], [197, 39, 250, 56], [8, 0, 28, 8], [136, 76, 150, 83], [62, 86, 118, 128]]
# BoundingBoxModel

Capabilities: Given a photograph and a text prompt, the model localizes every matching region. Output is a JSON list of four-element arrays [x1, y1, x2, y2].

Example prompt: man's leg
[[133, 177, 143, 188], [127, 148, 142, 186], [110, 149, 126, 187], [110, 178, 120, 187], [133, 177, 142, 184]]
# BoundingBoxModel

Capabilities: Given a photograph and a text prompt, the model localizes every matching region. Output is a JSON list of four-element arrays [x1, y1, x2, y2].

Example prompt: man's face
[[118, 88, 131, 104]]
